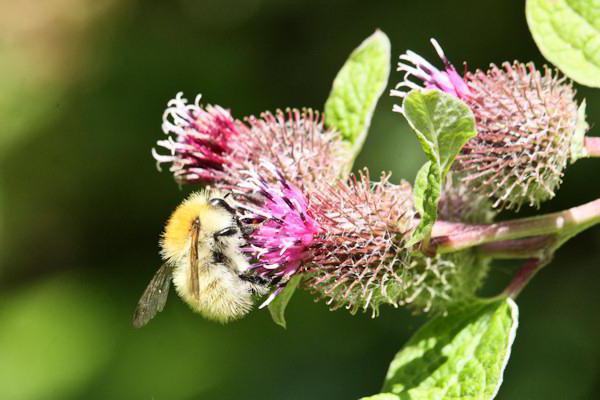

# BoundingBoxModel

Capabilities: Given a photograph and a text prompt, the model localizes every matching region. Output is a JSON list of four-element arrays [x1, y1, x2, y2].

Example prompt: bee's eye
[[214, 226, 237, 238]]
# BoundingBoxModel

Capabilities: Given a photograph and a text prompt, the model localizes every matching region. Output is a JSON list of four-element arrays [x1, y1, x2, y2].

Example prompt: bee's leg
[[239, 223, 254, 238], [239, 273, 285, 291], [238, 273, 270, 286], [238, 274, 269, 295], [267, 275, 282, 286]]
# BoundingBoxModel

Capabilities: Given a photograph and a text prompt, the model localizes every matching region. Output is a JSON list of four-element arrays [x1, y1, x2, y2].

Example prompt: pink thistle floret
[[237, 163, 322, 281], [154, 93, 347, 190], [391, 39, 471, 109], [153, 92, 244, 184]]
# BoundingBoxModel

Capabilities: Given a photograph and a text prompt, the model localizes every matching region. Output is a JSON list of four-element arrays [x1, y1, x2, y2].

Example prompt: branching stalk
[[503, 258, 551, 299], [476, 235, 556, 259], [430, 198, 600, 254], [585, 136, 600, 157]]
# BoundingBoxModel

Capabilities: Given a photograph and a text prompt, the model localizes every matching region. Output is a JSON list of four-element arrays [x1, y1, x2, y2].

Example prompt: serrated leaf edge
[[490, 297, 519, 399]]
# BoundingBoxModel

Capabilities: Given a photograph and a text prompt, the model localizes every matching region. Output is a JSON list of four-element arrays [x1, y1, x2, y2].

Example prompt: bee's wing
[[132, 263, 173, 328]]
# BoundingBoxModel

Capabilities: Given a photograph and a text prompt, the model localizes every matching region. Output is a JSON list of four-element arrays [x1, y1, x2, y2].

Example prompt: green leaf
[[526, 0, 600, 88], [377, 298, 519, 400], [410, 161, 441, 245], [412, 161, 431, 217], [570, 100, 590, 162], [324, 29, 391, 169], [267, 274, 302, 329], [403, 89, 476, 244], [361, 394, 400, 400]]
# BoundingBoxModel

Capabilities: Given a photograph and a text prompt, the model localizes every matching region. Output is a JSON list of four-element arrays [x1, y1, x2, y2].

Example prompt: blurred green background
[[1, 0, 599, 399]]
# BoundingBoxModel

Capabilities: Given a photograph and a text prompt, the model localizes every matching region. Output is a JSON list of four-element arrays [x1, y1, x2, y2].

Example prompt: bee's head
[[160, 190, 240, 262]]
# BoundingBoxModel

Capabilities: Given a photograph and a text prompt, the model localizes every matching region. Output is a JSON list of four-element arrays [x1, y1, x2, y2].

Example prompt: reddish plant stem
[[476, 235, 556, 259], [430, 198, 600, 254], [585, 136, 600, 157], [503, 258, 551, 299]]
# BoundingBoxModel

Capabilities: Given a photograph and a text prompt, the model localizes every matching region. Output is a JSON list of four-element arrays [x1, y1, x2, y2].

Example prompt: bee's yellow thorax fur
[[161, 191, 229, 262]]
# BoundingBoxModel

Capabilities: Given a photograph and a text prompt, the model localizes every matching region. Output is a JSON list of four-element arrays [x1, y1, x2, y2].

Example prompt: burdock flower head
[[153, 92, 348, 192], [153, 92, 243, 184], [304, 171, 416, 315], [392, 40, 586, 210], [237, 162, 458, 316]]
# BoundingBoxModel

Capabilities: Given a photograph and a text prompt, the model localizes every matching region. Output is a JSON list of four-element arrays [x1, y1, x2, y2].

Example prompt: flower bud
[[394, 40, 585, 210], [403, 251, 490, 313], [153, 93, 347, 191]]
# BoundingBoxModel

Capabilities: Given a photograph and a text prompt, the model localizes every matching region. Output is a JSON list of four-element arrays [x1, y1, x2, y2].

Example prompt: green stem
[[585, 137, 600, 157], [431, 198, 600, 253]]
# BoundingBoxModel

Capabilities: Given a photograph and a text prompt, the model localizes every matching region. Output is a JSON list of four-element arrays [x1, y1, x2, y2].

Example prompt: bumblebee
[[133, 190, 266, 327]]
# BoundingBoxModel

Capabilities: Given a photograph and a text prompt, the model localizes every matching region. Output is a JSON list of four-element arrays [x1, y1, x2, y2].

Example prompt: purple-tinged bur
[[305, 170, 416, 315], [237, 108, 348, 190], [153, 92, 244, 184], [237, 163, 421, 315], [393, 40, 587, 210], [438, 172, 497, 224], [154, 93, 347, 192]]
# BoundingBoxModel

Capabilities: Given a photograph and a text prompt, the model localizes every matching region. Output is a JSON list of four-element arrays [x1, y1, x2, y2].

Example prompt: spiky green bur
[[437, 172, 496, 224], [404, 251, 491, 314], [403, 175, 495, 314], [456, 62, 581, 210]]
